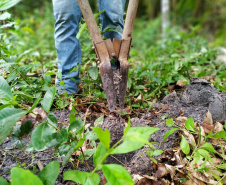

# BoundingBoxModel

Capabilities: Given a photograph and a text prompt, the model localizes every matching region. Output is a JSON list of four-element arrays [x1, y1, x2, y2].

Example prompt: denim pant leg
[[99, 0, 126, 40], [52, 0, 82, 94]]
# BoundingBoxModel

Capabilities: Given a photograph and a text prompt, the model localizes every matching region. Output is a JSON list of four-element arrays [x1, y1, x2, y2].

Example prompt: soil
[[0, 78, 225, 184]]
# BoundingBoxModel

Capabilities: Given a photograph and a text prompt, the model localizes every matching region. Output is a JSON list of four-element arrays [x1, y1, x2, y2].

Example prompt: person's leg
[[99, 0, 126, 40], [52, 0, 82, 94]]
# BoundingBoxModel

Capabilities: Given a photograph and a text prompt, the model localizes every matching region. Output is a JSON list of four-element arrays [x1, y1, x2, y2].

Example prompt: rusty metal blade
[[99, 62, 117, 112], [118, 39, 131, 109]]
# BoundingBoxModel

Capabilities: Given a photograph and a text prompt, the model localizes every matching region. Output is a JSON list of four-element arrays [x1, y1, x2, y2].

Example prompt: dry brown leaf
[[125, 105, 132, 114], [68, 103, 73, 111], [33, 108, 48, 122], [212, 158, 222, 166], [183, 131, 196, 147], [165, 164, 176, 180], [213, 122, 224, 134], [200, 123, 214, 134], [176, 116, 188, 123], [176, 80, 187, 87], [142, 175, 157, 181], [192, 171, 218, 184], [135, 94, 142, 102], [183, 178, 205, 185], [136, 178, 152, 185], [180, 108, 185, 116], [132, 174, 143, 185], [198, 126, 205, 146], [154, 164, 168, 178], [203, 110, 213, 126]]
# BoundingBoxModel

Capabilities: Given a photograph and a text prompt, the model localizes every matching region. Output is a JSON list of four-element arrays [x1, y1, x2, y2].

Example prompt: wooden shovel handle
[[77, 0, 102, 42], [122, 0, 139, 40]]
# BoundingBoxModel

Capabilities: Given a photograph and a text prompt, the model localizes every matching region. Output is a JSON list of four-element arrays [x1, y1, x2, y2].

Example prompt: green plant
[[0, 161, 59, 185], [63, 118, 159, 185], [163, 117, 226, 183]]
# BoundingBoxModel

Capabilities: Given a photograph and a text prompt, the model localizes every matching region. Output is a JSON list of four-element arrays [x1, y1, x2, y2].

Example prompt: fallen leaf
[[68, 103, 73, 111], [176, 80, 187, 87], [125, 105, 132, 114], [154, 164, 168, 178], [200, 123, 214, 134], [176, 116, 187, 123], [180, 108, 184, 116], [192, 171, 218, 184], [199, 126, 205, 146], [32, 108, 48, 123], [183, 131, 196, 147], [132, 174, 143, 185], [213, 122, 224, 134], [203, 110, 213, 126], [165, 164, 176, 180], [183, 177, 205, 185]]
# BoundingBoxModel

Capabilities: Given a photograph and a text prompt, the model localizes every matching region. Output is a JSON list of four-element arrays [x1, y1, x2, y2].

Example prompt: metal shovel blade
[[99, 61, 117, 112]]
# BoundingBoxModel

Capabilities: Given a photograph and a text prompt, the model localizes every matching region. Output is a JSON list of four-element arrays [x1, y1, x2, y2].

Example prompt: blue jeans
[[52, 0, 126, 94]]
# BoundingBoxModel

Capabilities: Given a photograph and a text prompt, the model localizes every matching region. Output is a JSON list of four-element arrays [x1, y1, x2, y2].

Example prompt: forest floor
[[0, 77, 225, 185]]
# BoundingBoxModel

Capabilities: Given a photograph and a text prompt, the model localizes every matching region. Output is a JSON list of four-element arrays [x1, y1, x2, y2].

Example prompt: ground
[[0, 78, 225, 184]]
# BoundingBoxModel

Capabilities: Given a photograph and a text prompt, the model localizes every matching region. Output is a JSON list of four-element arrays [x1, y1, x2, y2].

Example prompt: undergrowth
[[0, 1, 226, 184]]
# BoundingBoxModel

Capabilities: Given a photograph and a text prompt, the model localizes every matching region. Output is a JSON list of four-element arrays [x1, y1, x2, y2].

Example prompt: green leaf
[[0, 177, 9, 185], [69, 119, 84, 133], [94, 115, 104, 127], [74, 137, 85, 150], [151, 158, 157, 164], [102, 164, 133, 185], [217, 164, 226, 170], [201, 142, 217, 154], [63, 170, 100, 185], [0, 76, 13, 100], [11, 167, 43, 185], [59, 144, 70, 156], [38, 161, 60, 185], [31, 123, 52, 151], [0, 0, 21, 11], [47, 114, 58, 129], [93, 127, 110, 149], [88, 66, 98, 80], [0, 12, 11, 20], [27, 93, 42, 113], [0, 108, 26, 145], [93, 143, 107, 168], [20, 120, 33, 137], [62, 148, 75, 166], [111, 127, 159, 154], [124, 117, 131, 135], [197, 149, 213, 163], [153, 150, 163, 156], [163, 128, 179, 143], [68, 66, 79, 75], [193, 151, 203, 163], [85, 130, 98, 140], [56, 128, 68, 144], [180, 135, 190, 155], [166, 118, 174, 127], [214, 131, 226, 140], [70, 107, 77, 123], [185, 118, 195, 132], [41, 86, 56, 113]]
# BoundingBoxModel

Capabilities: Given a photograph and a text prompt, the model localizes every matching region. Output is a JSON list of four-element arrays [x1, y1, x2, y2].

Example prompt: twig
[[80, 104, 92, 172], [0, 151, 6, 169]]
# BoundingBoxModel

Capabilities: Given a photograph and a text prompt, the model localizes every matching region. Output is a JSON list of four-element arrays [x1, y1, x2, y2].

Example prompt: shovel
[[77, 0, 139, 112]]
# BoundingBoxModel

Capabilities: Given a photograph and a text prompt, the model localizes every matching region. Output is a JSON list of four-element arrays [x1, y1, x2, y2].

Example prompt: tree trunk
[[161, 0, 170, 37]]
